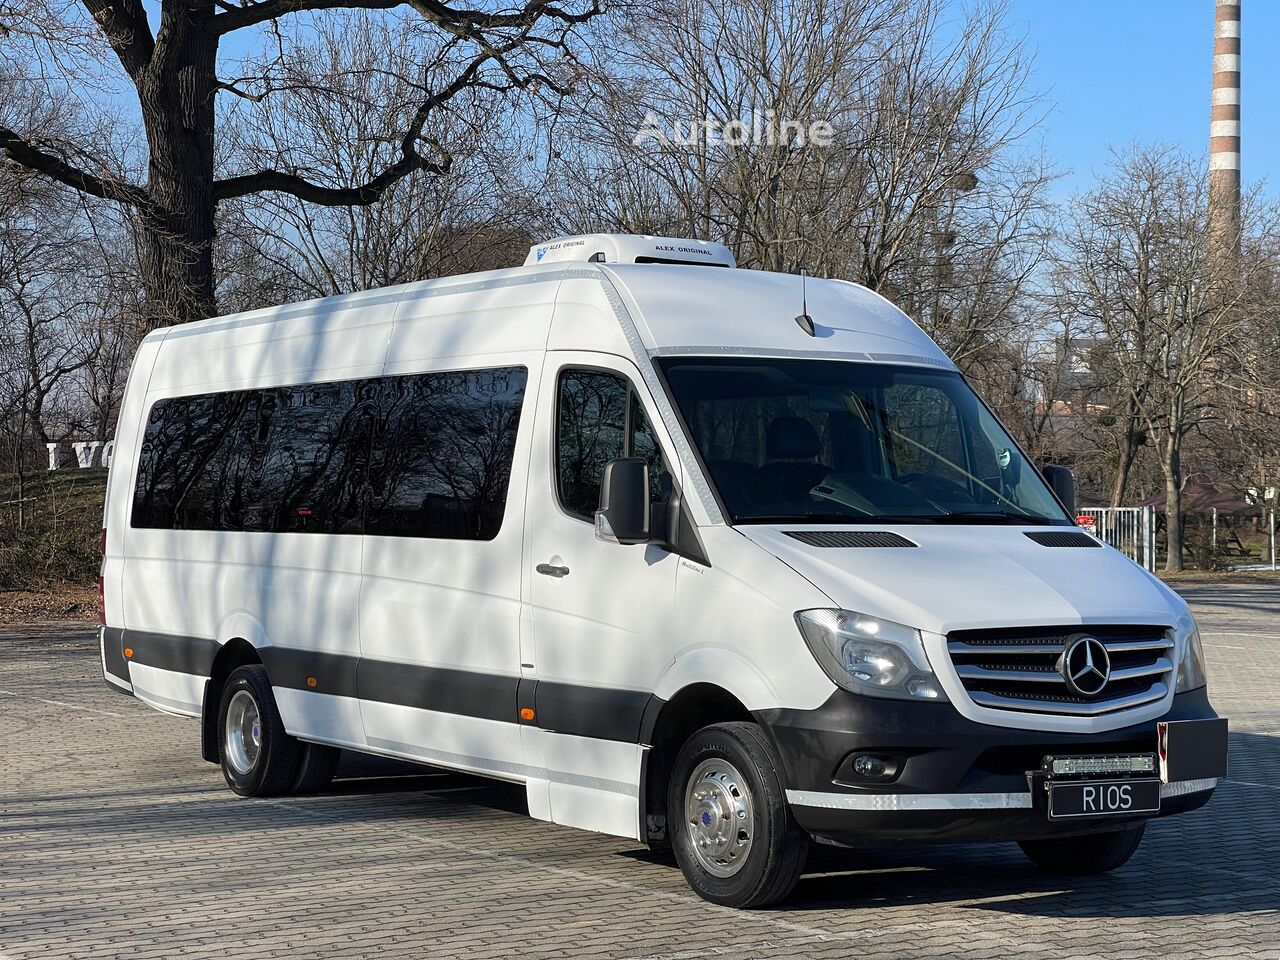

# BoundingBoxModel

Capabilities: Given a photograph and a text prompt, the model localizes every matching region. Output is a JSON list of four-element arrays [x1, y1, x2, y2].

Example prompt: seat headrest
[[766, 417, 821, 460]]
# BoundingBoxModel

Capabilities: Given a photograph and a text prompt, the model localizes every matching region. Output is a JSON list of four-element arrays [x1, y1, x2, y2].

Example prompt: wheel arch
[[652, 647, 780, 711], [639, 682, 754, 849], [200, 637, 263, 763]]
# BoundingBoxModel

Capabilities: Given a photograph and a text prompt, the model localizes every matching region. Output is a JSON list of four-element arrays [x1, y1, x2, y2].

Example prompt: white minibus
[[100, 233, 1227, 907]]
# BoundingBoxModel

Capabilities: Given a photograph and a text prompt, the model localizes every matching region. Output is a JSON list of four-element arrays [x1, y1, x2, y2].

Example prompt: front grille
[[946, 625, 1174, 717]]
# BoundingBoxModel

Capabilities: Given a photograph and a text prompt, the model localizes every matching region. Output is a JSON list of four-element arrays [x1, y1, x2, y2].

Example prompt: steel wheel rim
[[684, 757, 755, 878], [225, 689, 262, 776]]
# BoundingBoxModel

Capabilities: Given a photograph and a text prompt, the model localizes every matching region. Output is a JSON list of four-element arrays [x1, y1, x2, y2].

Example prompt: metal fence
[[1077, 506, 1157, 572]]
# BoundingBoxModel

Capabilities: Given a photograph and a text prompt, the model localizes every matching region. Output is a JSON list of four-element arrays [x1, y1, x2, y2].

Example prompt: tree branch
[[213, 28, 515, 205], [79, 0, 155, 80], [0, 127, 149, 208], [211, 0, 398, 34], [213, 150, 449, 205], [209, 0, 598, 37]]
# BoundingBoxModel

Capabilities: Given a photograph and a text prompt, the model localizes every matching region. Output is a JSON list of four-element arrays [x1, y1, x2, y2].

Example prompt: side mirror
[[595, 458, 651, 545], [1041, 464, 1077, 519]]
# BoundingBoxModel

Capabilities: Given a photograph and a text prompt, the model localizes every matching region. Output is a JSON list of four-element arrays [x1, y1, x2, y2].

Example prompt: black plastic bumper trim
[[757, 686, 1224, 798]]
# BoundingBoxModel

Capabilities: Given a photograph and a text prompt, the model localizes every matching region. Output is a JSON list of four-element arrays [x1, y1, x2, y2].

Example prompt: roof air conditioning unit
[[524, 233, 735, 268]]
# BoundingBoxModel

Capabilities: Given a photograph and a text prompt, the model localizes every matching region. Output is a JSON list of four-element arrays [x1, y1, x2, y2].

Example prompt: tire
[[1018, 823, 1146, 875], [217, 664, 302, 797], [667, 721, 809, 908], [292, 742, 341, 794]]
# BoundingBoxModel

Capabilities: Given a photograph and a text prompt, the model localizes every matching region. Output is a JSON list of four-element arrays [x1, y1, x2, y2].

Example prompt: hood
[[735, 524, 1183, 635]]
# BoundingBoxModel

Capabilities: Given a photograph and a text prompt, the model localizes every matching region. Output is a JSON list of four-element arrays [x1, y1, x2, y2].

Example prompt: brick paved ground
[[1, 584, 1277, 959]]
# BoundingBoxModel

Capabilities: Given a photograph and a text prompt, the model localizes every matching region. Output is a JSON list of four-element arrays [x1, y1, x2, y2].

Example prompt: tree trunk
[[26, 386, 50, 445], [1162, 440, 1184, 574], [1109, 429, 1137, 507], [1105, 407, 1146, 512], [134, 9, 220, 333]]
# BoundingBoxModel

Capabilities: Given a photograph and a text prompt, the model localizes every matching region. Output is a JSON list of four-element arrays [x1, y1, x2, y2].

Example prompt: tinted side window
[[556, 368, 668, 519], [556, 370, 627, 518], [249, 381, 369, 534], [132, 391, 255, 530], [366, 367, 527, 541], [132, 383, 366, 534], [629, 391, 670, 502]]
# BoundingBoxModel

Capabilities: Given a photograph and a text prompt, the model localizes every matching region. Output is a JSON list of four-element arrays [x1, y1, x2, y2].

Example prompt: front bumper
[[757, 687, 1227, 843]]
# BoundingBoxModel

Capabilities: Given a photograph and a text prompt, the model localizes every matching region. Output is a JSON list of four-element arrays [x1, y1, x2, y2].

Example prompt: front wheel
[[667, 722, 809, 908], [1018, 823, 1146, 875]]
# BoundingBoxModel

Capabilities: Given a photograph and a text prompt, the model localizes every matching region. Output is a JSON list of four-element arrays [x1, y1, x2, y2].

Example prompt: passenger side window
[[132, 391, 255, 530], [131, 366, 526, 540], [556, 368, 669, 519], [365, 367, 527, 541], [248, 381, 368, 534]]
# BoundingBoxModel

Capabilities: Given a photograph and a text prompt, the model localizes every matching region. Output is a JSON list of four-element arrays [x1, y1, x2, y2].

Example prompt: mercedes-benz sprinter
[[100, 233, 1227, 907]]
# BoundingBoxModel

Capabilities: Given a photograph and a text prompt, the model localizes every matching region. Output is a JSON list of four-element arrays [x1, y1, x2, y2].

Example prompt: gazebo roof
[[1136, 478, 1254, 514]]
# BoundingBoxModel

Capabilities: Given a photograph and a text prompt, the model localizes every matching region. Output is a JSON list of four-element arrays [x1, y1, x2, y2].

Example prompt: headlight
[[1174, 613, 1207, 692], [796, 609, 947, 701]]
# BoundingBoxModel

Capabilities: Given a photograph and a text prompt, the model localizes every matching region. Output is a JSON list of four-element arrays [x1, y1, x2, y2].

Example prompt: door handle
[[535, 563, 570, 578]]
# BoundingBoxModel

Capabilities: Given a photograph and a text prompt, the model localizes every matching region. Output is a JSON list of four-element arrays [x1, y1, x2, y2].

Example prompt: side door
[[357, 362, 536, 776], [522, 352, 682, 838]]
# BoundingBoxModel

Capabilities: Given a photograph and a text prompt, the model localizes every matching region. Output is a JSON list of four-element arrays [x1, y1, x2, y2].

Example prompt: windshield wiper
[[943, 510, 1056, 526]]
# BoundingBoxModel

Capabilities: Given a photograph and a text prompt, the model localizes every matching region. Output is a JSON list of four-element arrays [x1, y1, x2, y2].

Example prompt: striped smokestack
[[1209, 0, 1242, 271]]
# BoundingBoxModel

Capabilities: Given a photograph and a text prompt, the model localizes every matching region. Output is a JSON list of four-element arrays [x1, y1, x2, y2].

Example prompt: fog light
[[852, 754, 888, 779]]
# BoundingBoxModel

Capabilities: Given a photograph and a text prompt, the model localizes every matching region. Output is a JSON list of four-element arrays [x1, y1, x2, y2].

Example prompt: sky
[[1004, 0, 1279, 200], [142, 0, 1278, 204]]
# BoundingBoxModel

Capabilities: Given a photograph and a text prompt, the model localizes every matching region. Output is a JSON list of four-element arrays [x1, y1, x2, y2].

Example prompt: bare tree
[[0, 175, 101, 445], [1052, 145, 1278, 571], [536, 0, 1052, 413], [224, 13, 540, 299], [0, 0, 600, 329], [545, 0, 1040, 267], [1212, 231, 1280, 556]]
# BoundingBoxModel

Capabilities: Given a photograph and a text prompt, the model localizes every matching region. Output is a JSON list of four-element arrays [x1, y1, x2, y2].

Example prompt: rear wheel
[[292, 742, 341, 794], [1018, 823, 1146, 874], [218, 664, 301, 797], [668, 721, 808, 908]]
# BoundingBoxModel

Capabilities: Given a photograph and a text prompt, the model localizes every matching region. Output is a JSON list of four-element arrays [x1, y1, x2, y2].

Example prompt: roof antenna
[[794, 268, 816, 336]]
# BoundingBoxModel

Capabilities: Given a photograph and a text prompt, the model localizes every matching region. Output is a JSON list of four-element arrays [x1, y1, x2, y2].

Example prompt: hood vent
[[1024, 531, 1101, 548], [784, 530, 916, 548]]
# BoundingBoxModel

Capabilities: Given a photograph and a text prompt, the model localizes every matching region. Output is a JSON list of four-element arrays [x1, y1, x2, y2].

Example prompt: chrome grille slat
[[948, 642, 1065, 655], [946, 625, 1175, 718], [955, 665, 1063, 683], [1104, 638, 1175, 653], [969, 683, 1169, 716], [1109, 657, 1174, 681]]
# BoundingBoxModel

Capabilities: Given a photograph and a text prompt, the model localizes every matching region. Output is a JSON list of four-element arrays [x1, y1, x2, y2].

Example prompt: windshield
[[658, 358, 1070, 525]]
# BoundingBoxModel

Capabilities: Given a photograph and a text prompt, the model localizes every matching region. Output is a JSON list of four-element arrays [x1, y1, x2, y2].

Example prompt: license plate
[[1048, 778, 1161, 820]]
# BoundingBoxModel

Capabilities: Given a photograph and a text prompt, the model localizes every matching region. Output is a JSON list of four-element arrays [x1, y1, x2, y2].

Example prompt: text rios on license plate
[[1047, 778, 1161, 820]]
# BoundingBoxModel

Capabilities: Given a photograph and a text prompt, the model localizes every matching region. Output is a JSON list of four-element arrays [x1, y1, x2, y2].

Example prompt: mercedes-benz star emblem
[[1059, 635, 1111, 696]]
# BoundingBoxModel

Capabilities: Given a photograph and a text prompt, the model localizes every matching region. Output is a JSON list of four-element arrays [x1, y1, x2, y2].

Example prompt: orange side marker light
[[519, 707, 535, 721], [123, 647, 134, 658], [306, 676, 318, 688]]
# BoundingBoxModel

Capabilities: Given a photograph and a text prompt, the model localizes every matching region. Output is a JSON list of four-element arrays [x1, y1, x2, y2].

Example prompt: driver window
[[556, 368, 669, 520]]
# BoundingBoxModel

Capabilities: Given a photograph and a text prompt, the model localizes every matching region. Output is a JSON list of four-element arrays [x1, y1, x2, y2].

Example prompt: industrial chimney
[[1208, 0, 1242, 274]]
